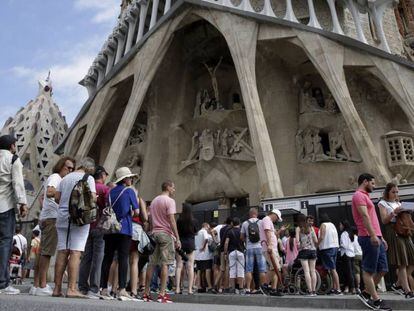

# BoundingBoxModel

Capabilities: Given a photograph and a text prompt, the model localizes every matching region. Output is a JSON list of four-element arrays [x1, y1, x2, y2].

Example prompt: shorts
[[130, 240, 139, 253], [56, 222, 90, 252], [213, 254, 221, 266], [245, 248, 266, 273], [229, 250, 245, 278], [263, 249, 281, 271], [180, 237, 195, 254], [297, 249, 317, 260], [319, 247, 338, 270], [149, 232, 175, 266], [354, 255, 362, 275], [220, 252, 229, 272], [196, 259, 213, 271], [358, 236, 388, 274], [40, 219, 58, 256]]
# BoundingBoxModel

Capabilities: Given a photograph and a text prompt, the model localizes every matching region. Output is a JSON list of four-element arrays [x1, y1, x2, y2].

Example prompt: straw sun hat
[[114, 167, 137, 183]]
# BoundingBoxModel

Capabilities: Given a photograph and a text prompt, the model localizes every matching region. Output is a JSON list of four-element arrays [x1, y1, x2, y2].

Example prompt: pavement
[[1, 285, 412, 311]]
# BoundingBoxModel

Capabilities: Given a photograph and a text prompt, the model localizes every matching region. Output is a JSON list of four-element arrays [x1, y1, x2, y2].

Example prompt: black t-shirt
[[226, 227, 243, 253], [219, 224, 230, 252], [177, 218, 198, 240]]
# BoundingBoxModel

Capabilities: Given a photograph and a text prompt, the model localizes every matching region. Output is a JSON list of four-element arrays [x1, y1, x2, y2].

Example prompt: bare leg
[[309, 259, 317, 292], [245, 272, 253, 291], [331, 269, 340, 290], [38, 255, 51, 288], [159, 264, 168, 296], [53, 250, 69, 296], [397, 265, 411, 293], [301, 260, 312, 293], [363, 271, 379, 301], [187, 252, 195, 294], [33, 254, 40, 288], [144, 264, 154, 295], [66, 251, 84, 297], [206, 269, 213, 289], [175, 255, 183, 294], [407, 265, 414, 291], [129, 252, 139, 295], [237, 277, 244, 290]]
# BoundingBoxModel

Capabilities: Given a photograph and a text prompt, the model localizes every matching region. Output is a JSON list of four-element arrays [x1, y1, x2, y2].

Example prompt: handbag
[[139, 232, 156, 256], [97, 188, 127, 234]]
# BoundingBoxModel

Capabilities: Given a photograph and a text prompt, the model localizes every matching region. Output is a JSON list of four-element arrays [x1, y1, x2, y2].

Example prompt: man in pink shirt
[[352, 173, 391, 311], [259, 208, 283, 296], [143, 180, 180, 303]]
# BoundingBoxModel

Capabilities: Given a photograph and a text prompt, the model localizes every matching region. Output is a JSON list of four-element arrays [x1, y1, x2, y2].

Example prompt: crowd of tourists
[[0, 134, 414, 310]]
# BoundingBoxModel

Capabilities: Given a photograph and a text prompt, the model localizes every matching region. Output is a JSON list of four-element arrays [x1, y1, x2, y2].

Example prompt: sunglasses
[[65, 165, 74, 171]]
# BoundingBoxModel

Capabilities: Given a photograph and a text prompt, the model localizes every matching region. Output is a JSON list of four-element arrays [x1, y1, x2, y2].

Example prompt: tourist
[[195, 223, 213, 292], [35, 157, 75, 296], [318, 213, 341, 295], [12, 227, 28, 275], [0, 134, 28, 295], [53, 157, 96, 298], [25, 229, 40, 284], [129, 196, 148, 298], [224, 217, 245, 294], [100, 167, 140, 301], [378, 182, 414, 299], [307, 215, 319, 237], [240, 207, 267, 294], [352, 173, 391, 311], [143, 180, 180, 303], [352, 227, 363, 293], [339, 220, 356, 294], [213, 217, 232, 293], [296, 214, 318, 296], [259, 208, 284, 296], [78, 165, 109, 299], [176, 203, 197, 295]]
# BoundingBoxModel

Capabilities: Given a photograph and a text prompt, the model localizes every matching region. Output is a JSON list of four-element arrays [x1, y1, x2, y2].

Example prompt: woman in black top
[[176, 203, 198, 294]]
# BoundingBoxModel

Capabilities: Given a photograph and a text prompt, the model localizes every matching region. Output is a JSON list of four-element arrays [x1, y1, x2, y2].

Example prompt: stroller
[[9, 242, 23, 285]]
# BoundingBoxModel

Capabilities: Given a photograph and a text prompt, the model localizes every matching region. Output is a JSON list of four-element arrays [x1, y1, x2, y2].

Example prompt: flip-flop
[[52, 293, 65, 297]]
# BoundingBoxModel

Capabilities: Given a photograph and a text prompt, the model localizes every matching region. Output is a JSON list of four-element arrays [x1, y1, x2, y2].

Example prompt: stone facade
[[1, 75, 67, 216], [394, 0, 414, 60], [59, 1, 414, 210]]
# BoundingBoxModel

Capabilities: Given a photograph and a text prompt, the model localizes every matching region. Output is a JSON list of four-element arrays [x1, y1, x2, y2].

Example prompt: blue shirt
[[109, 185, 139, 236]]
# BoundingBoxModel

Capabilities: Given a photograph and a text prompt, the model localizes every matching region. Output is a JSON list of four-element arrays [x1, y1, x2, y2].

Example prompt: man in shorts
[[241, 208, 267, 294], [143, 181, 180, 303], [352, 173, 391, 311], [259, 208, 283, 296]]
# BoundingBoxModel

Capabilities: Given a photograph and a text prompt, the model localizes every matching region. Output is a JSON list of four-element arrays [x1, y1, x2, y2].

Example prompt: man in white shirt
[[195, 223, 213, 292], [0, 135, 27, 295]]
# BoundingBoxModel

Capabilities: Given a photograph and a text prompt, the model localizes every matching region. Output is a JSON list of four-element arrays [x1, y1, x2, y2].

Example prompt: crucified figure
[[203, 57, 223, 106]]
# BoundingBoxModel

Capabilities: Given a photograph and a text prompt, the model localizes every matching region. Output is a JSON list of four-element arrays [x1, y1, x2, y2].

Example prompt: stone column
[[326, 0, 344, 34], [81, 74, 97, 98], [103, 17, 183, 176], [295, 32, 390, 182], [194, 10, 284, 198], [150, 0, 160, 29], [137, 1, 149, 42], [95, 57, 106, 87], [124, 5, 140, 53], [114, 24, 127, 64], [104, 39, 116, 75]]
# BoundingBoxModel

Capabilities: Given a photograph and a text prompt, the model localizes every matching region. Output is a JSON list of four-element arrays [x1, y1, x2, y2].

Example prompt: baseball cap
[[269, 208, 283, 222], [0, 135, 17, 150], [93, 165, 108, 179]]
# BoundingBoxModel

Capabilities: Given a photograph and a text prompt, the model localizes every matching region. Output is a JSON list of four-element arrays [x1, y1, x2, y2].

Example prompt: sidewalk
[[12, 284, 412, 310]]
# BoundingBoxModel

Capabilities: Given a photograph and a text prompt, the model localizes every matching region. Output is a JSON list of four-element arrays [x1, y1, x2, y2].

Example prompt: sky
[[0, 0, 121, 128]]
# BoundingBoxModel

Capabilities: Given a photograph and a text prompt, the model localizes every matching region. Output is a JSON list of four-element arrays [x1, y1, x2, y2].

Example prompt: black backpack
[[247, 219, 260, 243]]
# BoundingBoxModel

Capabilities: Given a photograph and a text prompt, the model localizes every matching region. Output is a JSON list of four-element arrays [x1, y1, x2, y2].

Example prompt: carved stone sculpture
[[329, 131, 351, 160], [203, 57, 223, 108], [299, 81, 339, 114], [199, 129, 215, 161], [127, 123, 146, 146]]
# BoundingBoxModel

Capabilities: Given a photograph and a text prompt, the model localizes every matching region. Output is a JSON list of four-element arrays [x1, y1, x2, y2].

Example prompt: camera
[[176, 248, 188, 262]]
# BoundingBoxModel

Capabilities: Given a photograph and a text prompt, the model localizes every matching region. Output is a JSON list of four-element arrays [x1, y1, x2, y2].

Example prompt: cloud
[[74, 0, 120, 24]]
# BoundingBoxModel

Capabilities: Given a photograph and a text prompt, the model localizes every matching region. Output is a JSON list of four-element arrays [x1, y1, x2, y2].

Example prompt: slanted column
[[125, 4, 140, 53], [81, 72, 97, 97], [326, 0, 344, 34], [284, 0, 299, 23], [95, 54, 107, 87], [342, 0, 368, 43], [164, 0, 171, 14], [296, 33, 391, 182], [307, 0, 322, 29], [104, 37, 117, 75], [137, 1, 149, 41], [262, 0, 276, 18], [367, 0, 395, 53], [114, 25, 127, 64], [150, 0, 160, 29]]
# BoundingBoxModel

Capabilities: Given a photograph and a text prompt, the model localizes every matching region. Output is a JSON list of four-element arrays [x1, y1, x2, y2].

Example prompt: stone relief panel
[[299, 80, 339, 115], [180, 127, 255, 171], [296, 127, 361, 163]]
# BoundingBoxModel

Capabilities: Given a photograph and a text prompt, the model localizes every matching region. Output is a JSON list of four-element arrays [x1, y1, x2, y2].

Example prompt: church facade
[[58, 0, 414, 211]]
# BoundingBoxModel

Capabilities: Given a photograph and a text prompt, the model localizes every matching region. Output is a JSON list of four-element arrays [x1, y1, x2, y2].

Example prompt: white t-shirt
[[378, 199, 400, 223], [195, 228, 213, 261], [212, 224, 224, 244], [39, 173, 62, 220], [13, 233, 27, 255], [340, 231, 355, 257], [56, 172, 96, 228], [319, 222, 339, 250]]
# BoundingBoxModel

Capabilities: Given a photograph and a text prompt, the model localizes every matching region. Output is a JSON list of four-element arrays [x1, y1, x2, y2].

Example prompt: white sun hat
[[114, 167, 137, 184]]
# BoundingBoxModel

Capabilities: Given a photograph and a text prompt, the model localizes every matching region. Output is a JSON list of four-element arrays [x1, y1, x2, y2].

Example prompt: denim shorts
[[319, 247, 338, 270], [358, 236, 388, 274], [297, 249, 317, 260], [245, 248, 267, 273]]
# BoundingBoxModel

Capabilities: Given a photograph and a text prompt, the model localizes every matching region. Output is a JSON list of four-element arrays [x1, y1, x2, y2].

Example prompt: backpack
[[247, 219, 260, 243], [68, 174, 97, 226]]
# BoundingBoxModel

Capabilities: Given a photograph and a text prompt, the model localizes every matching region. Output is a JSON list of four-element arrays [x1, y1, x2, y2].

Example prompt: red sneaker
[[157, 294, 173, 303], [142, 293, 153, 302]]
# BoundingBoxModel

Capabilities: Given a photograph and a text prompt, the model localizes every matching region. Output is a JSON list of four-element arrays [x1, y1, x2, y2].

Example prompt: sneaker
[[405, 292, 414, 300], [118, 289, 134, 301], [357, 291, 372, 309], [29, 286, 38, 295], [258, 286, 268, 296], [142, 293, 153, 302], [157, 294, 173, 303], [86, 291, 102, 299], [130, 293, 144, 302], [390, 283, 404, 296], [329, 289, 343, 296], [371, 299, 392, 311], [35, 286, 53, 297], [268, 289, 284, 297], [310, 291, 317, 297], [0, 286, 20, 295], [100, 288, 115, 300]]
